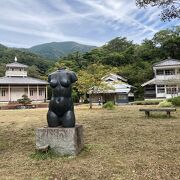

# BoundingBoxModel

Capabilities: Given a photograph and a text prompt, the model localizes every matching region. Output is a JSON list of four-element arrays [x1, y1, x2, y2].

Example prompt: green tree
[[134, 39, 163, 62], [28, 65, 41, 78], [118, 61, 153, 99], [54, 60, 76, 71], [153, 27, 180, 58], [54, 52, 87, 72], [0, 63, 6, 77], [76, 63, 118, 108], [83, 48, 108, 64], [136, 0, 180, 21], [104, 37, 133, 53], [103, 52, 126, 66]]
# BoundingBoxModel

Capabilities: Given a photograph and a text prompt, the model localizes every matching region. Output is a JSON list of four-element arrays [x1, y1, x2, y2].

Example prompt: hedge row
[[130, 100, 163, 105], [131, 96, 180, 106]]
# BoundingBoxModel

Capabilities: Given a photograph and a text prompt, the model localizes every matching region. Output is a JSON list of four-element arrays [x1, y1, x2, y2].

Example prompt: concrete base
[[36, 125, 84, 156]]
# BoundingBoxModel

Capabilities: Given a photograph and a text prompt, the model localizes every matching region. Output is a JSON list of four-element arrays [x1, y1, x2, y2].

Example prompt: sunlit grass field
[[0, 105, 180, 180]]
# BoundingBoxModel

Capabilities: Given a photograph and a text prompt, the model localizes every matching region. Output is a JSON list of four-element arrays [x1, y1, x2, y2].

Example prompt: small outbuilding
[[0, 57, 48, 102]]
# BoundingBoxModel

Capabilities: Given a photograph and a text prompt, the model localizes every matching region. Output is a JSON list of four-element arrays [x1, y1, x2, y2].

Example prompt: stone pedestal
[[36, 125, 84, 156]]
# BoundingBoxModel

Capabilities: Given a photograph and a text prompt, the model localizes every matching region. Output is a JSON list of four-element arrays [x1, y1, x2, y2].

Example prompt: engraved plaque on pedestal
[[36, 125, 84, 155]]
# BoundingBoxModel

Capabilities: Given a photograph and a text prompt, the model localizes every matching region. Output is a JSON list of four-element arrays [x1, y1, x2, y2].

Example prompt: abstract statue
[[47, 68, 77, 128]]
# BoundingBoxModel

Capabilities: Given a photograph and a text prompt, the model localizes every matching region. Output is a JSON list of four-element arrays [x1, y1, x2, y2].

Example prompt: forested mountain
[[28, 41, 96, 59], [0, 44, 52, 78]]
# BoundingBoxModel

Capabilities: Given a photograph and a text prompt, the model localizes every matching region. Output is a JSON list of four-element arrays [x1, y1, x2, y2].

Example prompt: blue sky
[[0, 0, 179, 48]]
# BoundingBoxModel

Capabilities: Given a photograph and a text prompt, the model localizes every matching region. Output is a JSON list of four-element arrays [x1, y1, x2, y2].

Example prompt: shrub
[[167, 96, 180, 106], [17, 94, 32, 106], [103, 101, 115, 110], [158, 100, 173, 107], [131, 100, 163, 105], [83, 99, 89, 104]]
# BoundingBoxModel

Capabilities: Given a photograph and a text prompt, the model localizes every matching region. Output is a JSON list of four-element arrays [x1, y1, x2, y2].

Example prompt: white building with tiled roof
[[142, 59, 180, 99], [0, 57, 48, 102]]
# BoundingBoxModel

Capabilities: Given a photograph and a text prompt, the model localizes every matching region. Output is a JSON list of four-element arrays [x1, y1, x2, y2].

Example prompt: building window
[[1, 89, 6, 96], [165, 69, 175, 75], [166, 85, 177, 94], [178, 69, 180, 74], [118, 94, 127, 100], [157, 85, 165, 93], [30, 90, 34, 96], [156, 69, 164, 75], [12, 68, 14, 71], [39, 89, 44, 96]]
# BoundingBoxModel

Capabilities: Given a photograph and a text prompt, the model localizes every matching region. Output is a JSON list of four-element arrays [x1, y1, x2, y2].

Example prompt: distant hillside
[[29, 41, 97, 59], [0, 44, 52, 77]]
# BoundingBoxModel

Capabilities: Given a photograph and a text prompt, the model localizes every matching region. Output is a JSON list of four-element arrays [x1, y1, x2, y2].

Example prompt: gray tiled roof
[[153, 59, 180, 67], [0, 76, 48, 85], [6, 62, 28, 68], [142, 78, 180, 87], [88, 82, 133, 94], [102, 73, 127, 82]]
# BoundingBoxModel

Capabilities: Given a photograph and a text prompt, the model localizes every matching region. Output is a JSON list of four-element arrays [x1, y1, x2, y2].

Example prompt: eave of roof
[[88, 82, 133, 94], [6, 62, 28, 68], [153, 59, 180, 67], [102, 73, 127, 82], [0, 76, 48, 85], [142, 78, 180, 87], [141, 79, 155, 87]]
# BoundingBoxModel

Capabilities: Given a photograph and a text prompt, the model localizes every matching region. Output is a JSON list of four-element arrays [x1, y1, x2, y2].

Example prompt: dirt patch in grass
[[0, 106, 180, 179]]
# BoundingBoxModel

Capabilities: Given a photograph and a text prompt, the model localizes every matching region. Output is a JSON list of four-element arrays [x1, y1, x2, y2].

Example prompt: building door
[[11, 88, 25, 101]]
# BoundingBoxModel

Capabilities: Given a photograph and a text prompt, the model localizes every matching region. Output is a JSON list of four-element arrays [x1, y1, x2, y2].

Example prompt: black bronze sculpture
[[47, 68, 77, 128]]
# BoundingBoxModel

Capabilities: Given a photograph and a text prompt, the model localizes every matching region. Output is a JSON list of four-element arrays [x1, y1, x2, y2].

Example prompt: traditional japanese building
[[89, 73, 134, 104], [142, 58, 180, 99], [0, 57, 48, 102]]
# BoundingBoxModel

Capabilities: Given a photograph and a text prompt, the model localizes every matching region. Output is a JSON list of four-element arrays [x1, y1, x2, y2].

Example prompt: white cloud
[[0, 0, 177, 47], [76, 0, 158, 32]]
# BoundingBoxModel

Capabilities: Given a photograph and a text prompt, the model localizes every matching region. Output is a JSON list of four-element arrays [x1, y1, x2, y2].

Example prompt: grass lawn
[[0, 105, 180, 180]]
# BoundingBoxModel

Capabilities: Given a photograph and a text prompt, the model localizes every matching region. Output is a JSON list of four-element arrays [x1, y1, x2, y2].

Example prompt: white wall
[[11, 88, 25, 101], [0, 85, 47, 102], [6, 70, 27, 77]]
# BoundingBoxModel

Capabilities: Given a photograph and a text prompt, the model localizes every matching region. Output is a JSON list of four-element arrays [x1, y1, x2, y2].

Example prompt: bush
[[158, 100, 173, 107], [103, 101, 115, 110], [131, 100, 163, 105], [17, 94, 32, 106], [83, 99, 89, 104], [167, 96, 180, 106]]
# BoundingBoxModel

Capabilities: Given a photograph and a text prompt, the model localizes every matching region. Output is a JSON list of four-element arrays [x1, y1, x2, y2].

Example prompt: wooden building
[[0, 57, 48, 102], [89, 74, 134, 104], [142, 59, 180, 99]]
